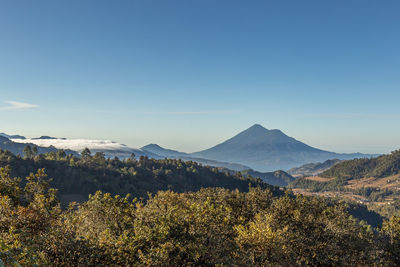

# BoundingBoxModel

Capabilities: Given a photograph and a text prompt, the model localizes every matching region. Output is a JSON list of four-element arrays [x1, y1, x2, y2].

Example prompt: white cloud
[[11, 138, 151, 158], [0, 101, 39, 111], [11, 138, 143, 153]]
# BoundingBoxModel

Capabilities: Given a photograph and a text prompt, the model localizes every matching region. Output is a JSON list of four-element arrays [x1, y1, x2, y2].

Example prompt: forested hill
[[320, 150, 400, 179], [240, 169, 295, 187], [0, 149, 277, 205]]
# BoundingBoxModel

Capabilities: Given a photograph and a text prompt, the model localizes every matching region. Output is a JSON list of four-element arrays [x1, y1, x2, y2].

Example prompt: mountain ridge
[[288, 159, 342, 178], [141, 143, 295, 186]]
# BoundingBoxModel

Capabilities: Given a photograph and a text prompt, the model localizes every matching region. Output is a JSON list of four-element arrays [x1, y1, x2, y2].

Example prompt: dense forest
[[240, 169, 295, 187], [0, 165, 399, 266], [0, 148, 274, 206]]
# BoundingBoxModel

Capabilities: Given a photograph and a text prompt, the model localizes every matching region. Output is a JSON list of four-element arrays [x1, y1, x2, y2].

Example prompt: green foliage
[[321, 150, 400, 179], [289, 176, 347, 192], [0, 149, 272, 206], [381, 215, 400, 265], [235, 196, 376, 266], [0, 168, 61, 266], [0, 165, 393, 266], [80, 147, 92, 159], [0, 154, 398, 266]]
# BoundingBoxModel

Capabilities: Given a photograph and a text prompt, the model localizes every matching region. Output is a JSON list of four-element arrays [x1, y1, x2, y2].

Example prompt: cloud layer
[[11, 138, 142, 153], [0, 101, 39, 111]]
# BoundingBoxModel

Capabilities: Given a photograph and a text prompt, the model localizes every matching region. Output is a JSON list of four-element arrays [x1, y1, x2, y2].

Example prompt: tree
[[32, 146, 38, 156], [93, 152, 106, 165], [23, 145, 33, 159], [81, 148, 91, 159], [235, 195, 376, 266], [56, 149, 66, 159], [381, 216, 400, 264]]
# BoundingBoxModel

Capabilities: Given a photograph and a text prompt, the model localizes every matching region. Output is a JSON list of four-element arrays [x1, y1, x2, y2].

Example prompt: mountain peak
[[247, 124, 268, 131], [232, 124, 289, 142], [192, 124, 330, 171], [245, 125, 285, 136], [142, 144, 163, 150]]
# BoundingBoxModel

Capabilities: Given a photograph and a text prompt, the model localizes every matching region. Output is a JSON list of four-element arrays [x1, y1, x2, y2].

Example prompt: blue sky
[[1, 0, 399, 153]]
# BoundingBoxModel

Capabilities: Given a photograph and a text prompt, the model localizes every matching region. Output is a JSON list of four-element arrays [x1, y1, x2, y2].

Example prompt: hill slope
[[289, 150, 400, 218], [320, 150, 400, 179], [289, 150, 400, 193], [141, 144, 252, 171], [142, 143, 295, 186], [192, 124, 369, 171], [0, 149, 274, 205], [288, 159, 342, 177], [241, 169, 295, 187], [142, 144, 189, 157]]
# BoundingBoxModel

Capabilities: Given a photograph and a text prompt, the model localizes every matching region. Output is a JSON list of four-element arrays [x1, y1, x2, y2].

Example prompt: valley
[[289, 150, 400, 218]]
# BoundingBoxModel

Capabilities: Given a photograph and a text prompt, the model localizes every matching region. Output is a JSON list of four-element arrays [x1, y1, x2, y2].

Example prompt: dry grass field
[[345, 174, 400, 190], [304, 176, 335, 182]]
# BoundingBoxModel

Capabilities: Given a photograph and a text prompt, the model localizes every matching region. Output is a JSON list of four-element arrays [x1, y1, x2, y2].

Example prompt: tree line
[[0, 147, 274, 205]]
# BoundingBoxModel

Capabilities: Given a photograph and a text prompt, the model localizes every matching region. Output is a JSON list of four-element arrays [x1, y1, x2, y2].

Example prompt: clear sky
[[1, 0, 399, 154]]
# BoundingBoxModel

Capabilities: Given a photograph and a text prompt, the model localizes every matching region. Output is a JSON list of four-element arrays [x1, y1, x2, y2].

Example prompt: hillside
[[0, 149, 274, 205], [241, 169, 295, 187], [192, 124, 370, 171], [141, 144, 251, 171], [142, 143, 189, 157], [290, 150, 400, 192], [320, 150, 400, 179], [142, 143, 294, 185], [288, 159, 342, 177], [290, 150, 400, 218]]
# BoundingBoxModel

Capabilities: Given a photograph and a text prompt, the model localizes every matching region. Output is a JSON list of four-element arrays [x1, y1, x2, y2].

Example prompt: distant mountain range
[[1, 134, 292, 186], [2, 124, 376, 185]]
